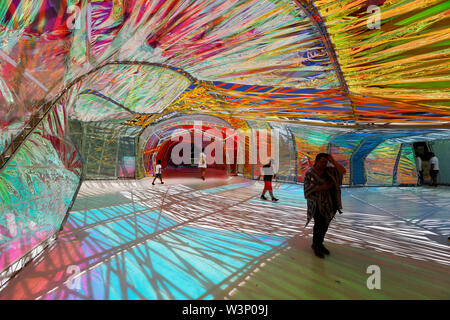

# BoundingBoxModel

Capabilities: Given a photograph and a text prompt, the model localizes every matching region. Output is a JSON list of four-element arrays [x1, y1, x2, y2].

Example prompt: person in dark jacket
[[304, 153, 346, 258]]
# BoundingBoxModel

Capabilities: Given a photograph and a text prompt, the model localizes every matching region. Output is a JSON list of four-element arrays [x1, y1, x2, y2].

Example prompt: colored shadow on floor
[[0, 179, 449, 300]]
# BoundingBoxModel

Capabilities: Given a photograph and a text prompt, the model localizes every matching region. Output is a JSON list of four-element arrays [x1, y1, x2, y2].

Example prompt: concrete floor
[[1, 172, 449, 300]]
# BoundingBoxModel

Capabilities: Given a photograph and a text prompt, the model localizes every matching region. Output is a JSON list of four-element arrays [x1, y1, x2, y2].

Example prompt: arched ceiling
[[66, 63, 194, 121], [313, 0, 450, 110], [0, 0, 449, 155]]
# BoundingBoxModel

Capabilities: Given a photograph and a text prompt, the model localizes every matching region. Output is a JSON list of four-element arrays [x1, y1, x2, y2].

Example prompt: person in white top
[[152, 160, 164, 185], [198, 150, 207, 181], [428, 152, 439, 187], [415, 153, 423, 185], [258, 159, 278, 202]]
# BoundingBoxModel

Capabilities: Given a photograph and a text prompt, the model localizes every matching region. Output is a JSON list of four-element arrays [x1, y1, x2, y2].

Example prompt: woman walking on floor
[[259, 159, 279, 202], [304, 153, 346, 258]]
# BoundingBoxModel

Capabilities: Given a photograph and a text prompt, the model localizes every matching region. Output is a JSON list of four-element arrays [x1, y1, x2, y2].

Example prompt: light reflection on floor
[[1, 177, 449, 300]]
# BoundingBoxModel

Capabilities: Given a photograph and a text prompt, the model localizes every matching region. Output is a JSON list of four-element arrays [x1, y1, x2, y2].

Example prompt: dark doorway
[[413, 142, 431, 185], [413, 142, 430, 159]]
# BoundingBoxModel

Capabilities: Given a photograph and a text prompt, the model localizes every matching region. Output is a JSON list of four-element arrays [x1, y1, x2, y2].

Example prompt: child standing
[[152, 160, 164, 185], [198, 150, 207, 181], [259, 160, 278, 202]]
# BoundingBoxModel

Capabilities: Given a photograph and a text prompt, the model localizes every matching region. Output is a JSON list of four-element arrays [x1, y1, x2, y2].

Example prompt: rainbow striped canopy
[[1, 1, 449, 132]]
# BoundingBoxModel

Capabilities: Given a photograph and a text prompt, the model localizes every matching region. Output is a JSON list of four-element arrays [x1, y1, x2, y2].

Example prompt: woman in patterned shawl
[[304, 153, 346, 258]]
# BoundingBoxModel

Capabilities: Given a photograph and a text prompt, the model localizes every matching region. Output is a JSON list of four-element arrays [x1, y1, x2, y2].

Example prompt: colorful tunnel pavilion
[[0, 0, 449, 300]]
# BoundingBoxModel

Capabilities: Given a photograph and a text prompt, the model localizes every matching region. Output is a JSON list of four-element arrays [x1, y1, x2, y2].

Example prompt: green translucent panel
[[71, 94, 131, 122], [70, 65, 192, 120], [0, 105, 81, 273], [396, 144, 417, 185], [70, 120, 141, 179], [365, 141, 401, 186], [428, 139, 450, 184]]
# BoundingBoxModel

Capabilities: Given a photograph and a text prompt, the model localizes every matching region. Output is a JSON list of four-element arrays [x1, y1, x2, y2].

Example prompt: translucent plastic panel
[[0, 104, 81, 274], [60, 0, 340, 122], [0, 37, 66, 152], [70, 121, 140, 179], [3, 0, 448, 129], [330, 133, 373, 184], [365, 141, 401, 186], [0, 122, 26, 154], [69, 65, 192, 118], [142, 133, 161, 177], [245, 121, 270, 180], [84, 135, 120, 178], [0, 1, 72, 153], [428, 139, 450, 185], [204, 84, 355, 124], [241, 124, 296, 182], [70, 93, 131, 121], [351, 131, 432, 185], [269, 123, 297, 183], [289, 125, 342, 182], [87, 0, 125, 60], [396, 144, 418, 185], [113, 0, 339, 89], [237, 129, 257, 180], [315, 0, 450, 120], [351, 135, 383, 185]]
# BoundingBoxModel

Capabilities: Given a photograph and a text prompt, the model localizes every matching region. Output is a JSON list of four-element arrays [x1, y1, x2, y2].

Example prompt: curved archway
[[139, 115, 238, 179]]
